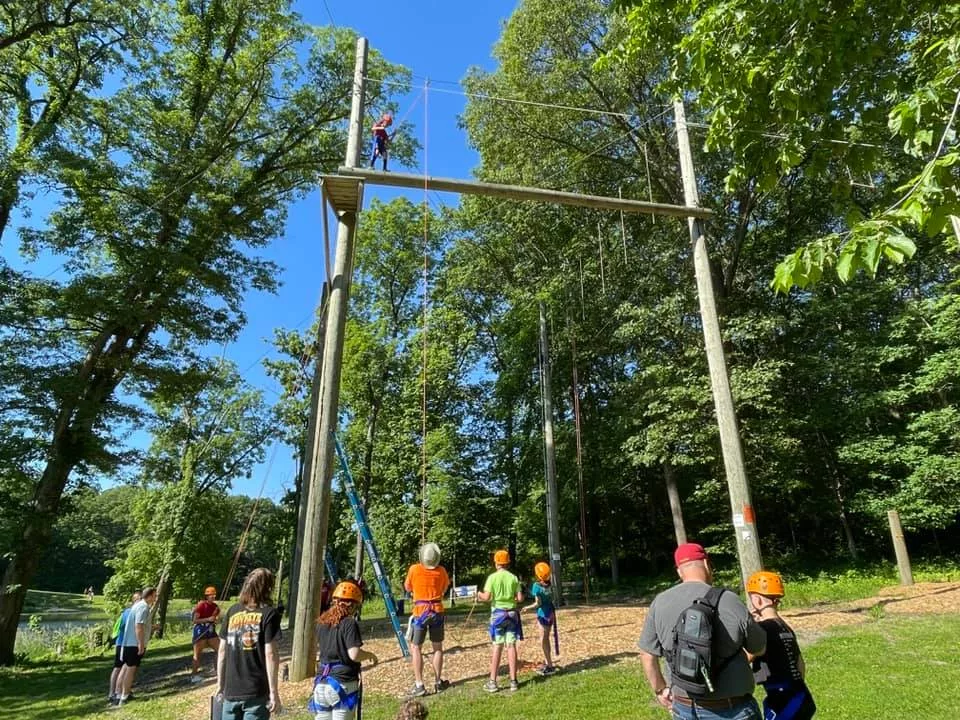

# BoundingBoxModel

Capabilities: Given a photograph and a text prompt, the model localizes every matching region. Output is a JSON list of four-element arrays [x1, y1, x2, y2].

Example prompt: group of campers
[[107, 541, 814, 720]]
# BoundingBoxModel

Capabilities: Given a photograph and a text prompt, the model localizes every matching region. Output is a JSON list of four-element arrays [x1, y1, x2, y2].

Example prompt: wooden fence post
[[887, 510, 913, 586]]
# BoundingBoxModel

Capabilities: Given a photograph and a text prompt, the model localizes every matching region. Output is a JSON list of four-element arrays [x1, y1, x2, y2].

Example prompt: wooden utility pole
[[538, 302, 564, 605], [287, 283, 329, 628], [290, 38, 367, 682], [674, 100, 762, 584], [887, 510, 913, 586]]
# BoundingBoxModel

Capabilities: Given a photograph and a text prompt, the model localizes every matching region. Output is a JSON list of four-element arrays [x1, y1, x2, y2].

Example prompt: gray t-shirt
[[638, 581, 766, 699], [120, 599, 151, 649]]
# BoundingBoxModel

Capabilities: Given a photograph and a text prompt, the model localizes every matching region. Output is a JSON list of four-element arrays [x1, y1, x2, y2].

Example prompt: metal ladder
[[332, 431, 410, 658], [324, 547, 338, 583]]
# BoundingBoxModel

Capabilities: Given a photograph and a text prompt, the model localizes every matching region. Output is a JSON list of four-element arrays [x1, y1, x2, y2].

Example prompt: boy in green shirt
[[477, 549, 524, 692]]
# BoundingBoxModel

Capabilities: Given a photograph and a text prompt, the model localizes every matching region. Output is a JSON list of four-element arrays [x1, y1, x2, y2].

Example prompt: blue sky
[[2, 1, 520, 504], [233, 0, 520, 502]]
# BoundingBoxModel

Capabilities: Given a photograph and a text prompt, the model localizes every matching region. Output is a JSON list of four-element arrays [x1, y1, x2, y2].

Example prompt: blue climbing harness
[[192, 622, 216, 644], [411, 600, 444, 629], [307, 663, 360, 713], [489, 608, 523, 641], [761, 681, 816, 720]]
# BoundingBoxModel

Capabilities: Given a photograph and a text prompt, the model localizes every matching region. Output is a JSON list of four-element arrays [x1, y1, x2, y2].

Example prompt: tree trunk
[[663, 463, 688, 545], [610, 543, 619, 586], [818, 432, 858, 560], [154, 572, 172, 639], [0, 447, 77, 665]]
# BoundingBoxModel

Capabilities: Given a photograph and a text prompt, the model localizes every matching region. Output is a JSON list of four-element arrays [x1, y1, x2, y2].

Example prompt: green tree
[[0, 0, 410, 663]]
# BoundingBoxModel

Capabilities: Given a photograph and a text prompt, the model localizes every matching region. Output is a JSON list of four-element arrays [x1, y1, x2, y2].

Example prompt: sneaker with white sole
[[483, 680, 499, 693], [435, 679, 450, 693], [409, 683, 427, 698], [510, 680, 520, 692]]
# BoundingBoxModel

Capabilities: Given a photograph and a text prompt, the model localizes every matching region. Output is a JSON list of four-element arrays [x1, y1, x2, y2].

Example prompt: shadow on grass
[[0, 641, 197, 720]]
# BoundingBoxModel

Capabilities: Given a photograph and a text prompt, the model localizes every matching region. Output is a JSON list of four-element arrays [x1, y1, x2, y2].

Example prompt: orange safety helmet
[[332, 581, 364, 604], [746, 571, 785, 598], [493, 550, 510, 565], [534, 562, 551, 582], [204, 586, 217, 598]]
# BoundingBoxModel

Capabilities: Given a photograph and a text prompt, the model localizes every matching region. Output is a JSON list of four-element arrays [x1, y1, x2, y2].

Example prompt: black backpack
[[667, 586, 738, 696]]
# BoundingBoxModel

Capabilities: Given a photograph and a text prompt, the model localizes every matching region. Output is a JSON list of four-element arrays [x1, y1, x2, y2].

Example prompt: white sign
[[733, 513, 745, 528]]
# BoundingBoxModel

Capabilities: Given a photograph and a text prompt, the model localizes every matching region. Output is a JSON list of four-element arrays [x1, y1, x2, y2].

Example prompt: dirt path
[[160, 581, 960, 719]]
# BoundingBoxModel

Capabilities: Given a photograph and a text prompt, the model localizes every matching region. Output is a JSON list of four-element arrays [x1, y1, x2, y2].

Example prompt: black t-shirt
[[219, 603, 281, 700], [315, 616, 363, 683], [753, 617, 804, 685]]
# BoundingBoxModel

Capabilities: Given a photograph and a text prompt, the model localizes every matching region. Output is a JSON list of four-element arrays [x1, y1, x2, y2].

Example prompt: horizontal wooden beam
[[334, 167, 712, 219]]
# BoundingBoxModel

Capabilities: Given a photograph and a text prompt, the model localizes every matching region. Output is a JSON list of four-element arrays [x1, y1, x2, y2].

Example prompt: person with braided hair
[[309, 581, 379, 720]]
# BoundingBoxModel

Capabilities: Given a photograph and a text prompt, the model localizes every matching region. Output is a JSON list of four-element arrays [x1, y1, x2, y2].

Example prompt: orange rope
[[420, 79, 430, 543]]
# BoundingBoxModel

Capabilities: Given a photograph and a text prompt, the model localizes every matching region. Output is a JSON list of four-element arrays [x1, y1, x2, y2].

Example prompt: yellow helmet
[[493, 550, 510, 565], [746, 571, 785, 598], [534, 562, 551, 582], [332, 581, 363, 604]]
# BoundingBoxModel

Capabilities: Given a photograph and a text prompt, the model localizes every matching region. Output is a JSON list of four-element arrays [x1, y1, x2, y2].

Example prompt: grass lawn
[[2, 613, 957, 720]]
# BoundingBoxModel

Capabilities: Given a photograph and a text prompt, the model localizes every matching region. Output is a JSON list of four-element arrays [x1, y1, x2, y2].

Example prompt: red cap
[[674, 543, 707, 567]]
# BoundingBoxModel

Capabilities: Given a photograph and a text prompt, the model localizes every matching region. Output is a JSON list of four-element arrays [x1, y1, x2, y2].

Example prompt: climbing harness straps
[[307, 663, 360, 713], [488, 608, 524, 641]]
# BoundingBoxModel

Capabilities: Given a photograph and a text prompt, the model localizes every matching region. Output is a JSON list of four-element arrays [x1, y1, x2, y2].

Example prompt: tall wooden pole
[[887, 510, 913, 586], [290, 37, 367, 682], [287, 283, 329, 629], [538, 302, 564, 605], [674, 100, 762, 584]]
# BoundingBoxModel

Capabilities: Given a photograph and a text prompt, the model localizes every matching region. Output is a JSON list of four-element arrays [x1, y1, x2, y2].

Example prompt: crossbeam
[[335, 167, 712, 219]]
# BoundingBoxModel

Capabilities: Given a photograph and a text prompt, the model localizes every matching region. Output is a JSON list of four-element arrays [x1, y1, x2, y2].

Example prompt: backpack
[[667, 586, 738, 696]]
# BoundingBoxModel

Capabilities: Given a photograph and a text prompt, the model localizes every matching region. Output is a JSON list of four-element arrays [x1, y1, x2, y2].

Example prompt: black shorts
[[120, 646, 144, 667], [410, 615, 444, 645], [113, 645, 124, 668]]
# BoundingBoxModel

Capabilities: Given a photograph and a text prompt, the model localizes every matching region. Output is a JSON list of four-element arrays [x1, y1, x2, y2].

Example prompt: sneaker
[[409, 683, 427, 698], [483, 680, 499, 693], [543, 665, 558, 675], [510, 680, 520, 692], [435, 679, 450, 693], [190, 675, 204, 684], [108, 695, 118, 706]]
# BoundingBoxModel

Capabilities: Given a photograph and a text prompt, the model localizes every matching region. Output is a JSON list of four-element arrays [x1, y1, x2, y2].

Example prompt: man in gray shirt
[[638, 543, 766, 719]]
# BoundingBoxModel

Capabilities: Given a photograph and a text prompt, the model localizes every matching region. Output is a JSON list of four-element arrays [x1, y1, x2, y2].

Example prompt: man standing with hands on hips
[[638, 543, 766, 719]]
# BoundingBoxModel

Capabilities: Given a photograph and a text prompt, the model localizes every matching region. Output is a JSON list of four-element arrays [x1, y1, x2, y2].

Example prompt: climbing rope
[[220, 442, 279, 599], [420, 79, 430, 544]]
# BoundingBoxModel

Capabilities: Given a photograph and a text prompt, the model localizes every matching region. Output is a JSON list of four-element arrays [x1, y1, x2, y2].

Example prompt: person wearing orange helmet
[[746, 571, 817, 720], [477, 549, 524, 693], [369, 113, 393, 171], [190, 585, 221, 683], [309, 580, 379, 720], [522, 561, 558, 675]]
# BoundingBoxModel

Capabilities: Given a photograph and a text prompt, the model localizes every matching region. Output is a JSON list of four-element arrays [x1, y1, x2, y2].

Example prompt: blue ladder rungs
[[333, 431, 410, 659]]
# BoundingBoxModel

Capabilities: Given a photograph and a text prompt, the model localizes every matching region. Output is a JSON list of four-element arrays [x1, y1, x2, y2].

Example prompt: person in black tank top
[[746, 571, 817, 720], [309, 581, 379, 720]]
